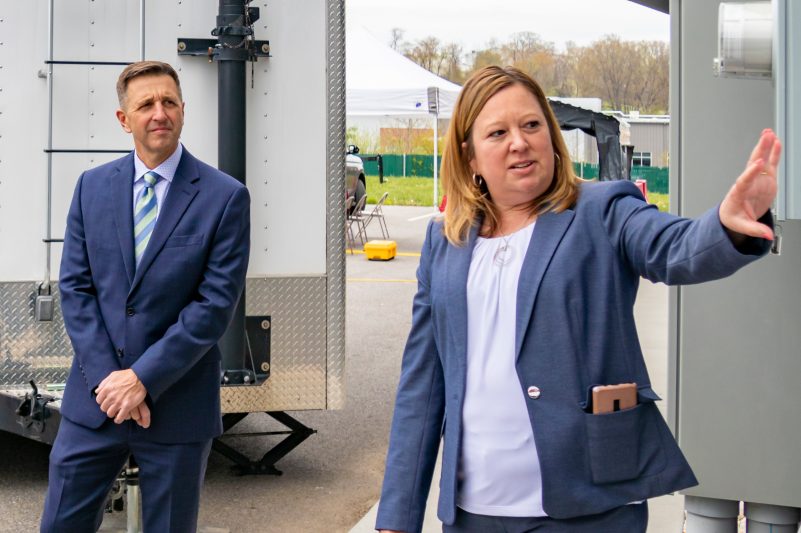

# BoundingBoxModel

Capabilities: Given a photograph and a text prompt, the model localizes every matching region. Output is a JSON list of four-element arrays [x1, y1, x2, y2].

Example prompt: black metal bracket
[[176, 38, 270, 61], [213, 412, 316, 475], [178, 3, 269, 62], [14, 381, 55, 434], [221, 314, 271, 386]]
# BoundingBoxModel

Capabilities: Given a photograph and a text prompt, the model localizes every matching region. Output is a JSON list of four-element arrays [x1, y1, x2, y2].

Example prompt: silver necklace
[[493, 233, 514, 267]]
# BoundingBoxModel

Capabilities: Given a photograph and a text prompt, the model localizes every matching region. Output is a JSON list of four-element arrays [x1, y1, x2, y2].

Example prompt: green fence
[[361, 154, 435, 177], [361, 154, 669, 194], [629, 166, 669, 194]]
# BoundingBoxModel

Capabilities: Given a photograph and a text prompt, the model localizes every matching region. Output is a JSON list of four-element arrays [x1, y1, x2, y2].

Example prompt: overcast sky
[[347, 0, 669, 53]]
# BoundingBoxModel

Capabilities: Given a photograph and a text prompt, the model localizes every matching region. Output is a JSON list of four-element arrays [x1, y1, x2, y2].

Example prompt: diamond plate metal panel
[[325, 0, 347, 410], [0, 283, 72, 389], [221, 277, 330, 413], [1, 278, 337, 412]]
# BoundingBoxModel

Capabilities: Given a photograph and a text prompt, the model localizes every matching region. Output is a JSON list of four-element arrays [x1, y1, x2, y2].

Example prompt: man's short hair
[[116, 61, 182, 109]]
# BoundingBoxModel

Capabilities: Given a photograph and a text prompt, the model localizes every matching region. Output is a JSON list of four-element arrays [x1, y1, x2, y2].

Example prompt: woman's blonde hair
[[441, 66, 580, 245]]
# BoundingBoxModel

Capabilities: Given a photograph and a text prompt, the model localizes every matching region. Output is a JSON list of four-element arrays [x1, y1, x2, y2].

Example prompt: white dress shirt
[[457, 220, 548, 517], [132, 143, 183, 216]]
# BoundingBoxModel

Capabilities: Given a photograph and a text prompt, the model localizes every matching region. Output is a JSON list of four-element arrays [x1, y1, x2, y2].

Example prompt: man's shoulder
[[82, 152, 134, 181]]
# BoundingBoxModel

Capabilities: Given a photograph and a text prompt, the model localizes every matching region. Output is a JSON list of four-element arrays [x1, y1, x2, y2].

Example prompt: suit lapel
[[446, 223, 478, 366], [515, 209, 575, 359], [111, 153, 136, 286], [130, 151, 199, 293]]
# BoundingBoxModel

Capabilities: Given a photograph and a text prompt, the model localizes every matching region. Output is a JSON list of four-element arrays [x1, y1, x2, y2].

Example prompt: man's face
[[116, 74, 185, 167]]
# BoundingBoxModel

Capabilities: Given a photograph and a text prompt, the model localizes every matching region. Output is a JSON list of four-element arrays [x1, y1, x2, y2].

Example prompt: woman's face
[[467, 84, 555, 209]]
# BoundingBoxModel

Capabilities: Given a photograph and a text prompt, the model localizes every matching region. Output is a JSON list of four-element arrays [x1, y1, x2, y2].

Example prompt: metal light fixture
[[714, 1, 773, 79]]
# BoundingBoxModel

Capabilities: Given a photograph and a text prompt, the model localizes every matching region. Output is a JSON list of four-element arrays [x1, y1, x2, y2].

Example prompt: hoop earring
[[554, 152, 561, 167], [472, 173, 484, 188]]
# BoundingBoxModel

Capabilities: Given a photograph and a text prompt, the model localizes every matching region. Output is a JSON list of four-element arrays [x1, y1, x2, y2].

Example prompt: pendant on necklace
[[493, 241, 514, 267]]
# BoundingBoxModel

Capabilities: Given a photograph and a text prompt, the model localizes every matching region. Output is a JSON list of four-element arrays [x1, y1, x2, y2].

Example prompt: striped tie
[[134, 171, 160, 266]]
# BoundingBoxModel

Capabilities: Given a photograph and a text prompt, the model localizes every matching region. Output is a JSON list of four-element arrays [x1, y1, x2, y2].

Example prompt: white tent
[[346, 26, 462, 118]]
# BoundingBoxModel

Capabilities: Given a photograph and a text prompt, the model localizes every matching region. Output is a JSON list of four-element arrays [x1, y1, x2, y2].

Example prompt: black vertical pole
[[216, 0, 248, 374]]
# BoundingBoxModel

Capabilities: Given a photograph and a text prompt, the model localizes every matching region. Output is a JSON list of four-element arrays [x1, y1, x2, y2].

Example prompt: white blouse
[[457, 220, 547, 517]]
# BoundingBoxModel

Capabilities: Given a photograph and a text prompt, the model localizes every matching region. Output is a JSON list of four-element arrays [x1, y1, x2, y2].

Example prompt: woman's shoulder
[[576, 179, 646, 210], [426, 216, 448, 246]]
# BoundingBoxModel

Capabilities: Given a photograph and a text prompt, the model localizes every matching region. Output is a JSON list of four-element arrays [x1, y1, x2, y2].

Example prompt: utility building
[[646, 0, 801, 530]]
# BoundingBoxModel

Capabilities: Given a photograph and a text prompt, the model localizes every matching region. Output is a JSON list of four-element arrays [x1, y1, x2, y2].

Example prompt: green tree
[[346, 126, 380, 154]]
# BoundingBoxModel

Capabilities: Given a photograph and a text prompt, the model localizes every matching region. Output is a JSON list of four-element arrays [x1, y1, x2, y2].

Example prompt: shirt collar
[[133, 144, 183, 184]]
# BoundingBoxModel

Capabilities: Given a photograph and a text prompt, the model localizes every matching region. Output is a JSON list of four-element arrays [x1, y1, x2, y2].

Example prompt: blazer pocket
[[164, 234, 204, 248], [584, 398, 667, 484]]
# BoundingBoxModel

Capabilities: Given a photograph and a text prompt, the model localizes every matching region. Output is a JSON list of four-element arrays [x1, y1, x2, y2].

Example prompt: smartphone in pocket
[[592, 383, 637, 414]]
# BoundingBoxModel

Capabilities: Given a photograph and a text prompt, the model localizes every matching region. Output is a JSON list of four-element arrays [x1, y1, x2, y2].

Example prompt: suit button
[[116, 348, 124, 358], [527, 386, 541, 399], [126, 307, 135, 316]]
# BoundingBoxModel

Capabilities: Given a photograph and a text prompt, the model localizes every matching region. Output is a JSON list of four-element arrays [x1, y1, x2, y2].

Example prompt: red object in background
[[634, 179, 649, 203], [439, 195, 447, 212]]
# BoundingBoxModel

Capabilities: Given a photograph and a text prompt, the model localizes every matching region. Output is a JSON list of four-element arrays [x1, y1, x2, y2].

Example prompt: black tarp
[[548, 99, 624, 181]]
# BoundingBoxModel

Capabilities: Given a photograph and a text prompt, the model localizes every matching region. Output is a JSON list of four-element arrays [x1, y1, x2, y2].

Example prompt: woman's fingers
[[720, 156, 777, 241], [768, 138, 782, 171], [747, 129, 776, 167]]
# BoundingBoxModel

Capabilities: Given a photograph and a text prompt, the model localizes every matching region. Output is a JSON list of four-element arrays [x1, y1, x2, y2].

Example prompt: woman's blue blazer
[[375, 180, 771, 533]]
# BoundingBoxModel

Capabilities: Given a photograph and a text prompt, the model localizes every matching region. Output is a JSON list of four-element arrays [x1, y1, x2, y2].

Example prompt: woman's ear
[[461, 141, 477, 173]]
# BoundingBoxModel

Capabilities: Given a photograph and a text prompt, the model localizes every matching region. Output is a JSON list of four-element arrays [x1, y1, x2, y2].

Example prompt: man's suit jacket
[[58, 148, 250, 444], [375, 180, 771, 533]]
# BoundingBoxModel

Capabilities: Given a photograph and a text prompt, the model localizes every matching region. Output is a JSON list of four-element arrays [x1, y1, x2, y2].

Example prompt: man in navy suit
[[40, 61, 250, 532]]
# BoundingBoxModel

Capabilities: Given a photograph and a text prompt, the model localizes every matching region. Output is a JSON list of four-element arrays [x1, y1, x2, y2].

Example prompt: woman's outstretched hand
[[719, 128, 782, 241]]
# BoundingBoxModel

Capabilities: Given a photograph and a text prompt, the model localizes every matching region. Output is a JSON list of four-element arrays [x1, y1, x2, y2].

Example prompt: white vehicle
[[0, 0, 346, 488], [346, 145, 366, 212]]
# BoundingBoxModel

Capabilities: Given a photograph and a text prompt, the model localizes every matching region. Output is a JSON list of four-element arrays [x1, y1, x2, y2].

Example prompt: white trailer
[[0, 0, 346, 477]]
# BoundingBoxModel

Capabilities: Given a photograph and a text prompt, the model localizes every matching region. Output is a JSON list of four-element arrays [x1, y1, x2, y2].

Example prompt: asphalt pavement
[[0, 205, 685, 532]]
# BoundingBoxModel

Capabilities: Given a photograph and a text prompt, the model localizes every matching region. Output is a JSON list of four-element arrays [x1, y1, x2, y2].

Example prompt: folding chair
[[346, 194, 368, 250], [361, 191, 390, 240]]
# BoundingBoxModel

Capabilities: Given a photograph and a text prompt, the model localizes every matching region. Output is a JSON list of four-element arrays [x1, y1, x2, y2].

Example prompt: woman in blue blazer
[[375, 67, 781, 533]]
